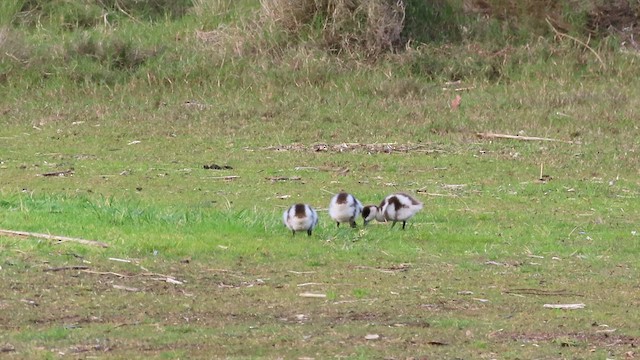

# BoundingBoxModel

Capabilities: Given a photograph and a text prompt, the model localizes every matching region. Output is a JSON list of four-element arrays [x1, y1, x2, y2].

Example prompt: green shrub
[[403, 0, 462, 43]]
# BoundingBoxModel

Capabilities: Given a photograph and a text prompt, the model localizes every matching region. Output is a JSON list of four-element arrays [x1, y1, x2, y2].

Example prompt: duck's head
[[362, 205, 379, 226]]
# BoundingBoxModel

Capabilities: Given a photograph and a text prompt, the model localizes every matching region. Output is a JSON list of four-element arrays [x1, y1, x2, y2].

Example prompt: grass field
[[1, 0, 640, 358]]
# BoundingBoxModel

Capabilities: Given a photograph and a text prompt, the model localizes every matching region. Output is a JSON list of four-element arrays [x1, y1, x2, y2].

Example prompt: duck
[[328, 192, 363, 228], [361, 205, 379, 226], [368, 192, 423, 229], [283, 203, 319, 236]]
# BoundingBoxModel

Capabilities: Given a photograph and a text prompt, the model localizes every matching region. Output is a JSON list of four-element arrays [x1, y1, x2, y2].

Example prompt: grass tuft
[[260, 0, 406, 57]]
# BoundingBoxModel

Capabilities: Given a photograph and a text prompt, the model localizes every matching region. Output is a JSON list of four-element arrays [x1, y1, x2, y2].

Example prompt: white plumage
[[373, 192, 423, 229], [328, 192, 363, 228], [283, 203, 319, 236]]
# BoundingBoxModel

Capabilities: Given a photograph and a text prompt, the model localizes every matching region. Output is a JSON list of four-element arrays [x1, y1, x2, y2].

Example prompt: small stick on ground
[[266, 176, 302, 182], [82, 270, 129, 278], [288, 270, 317, 275], [543, 303, 586, 310], [0, 229, 109, 248], [113, 284, 141, 292], [506, 288, 577, 296], [38, 169, 74, 177], [476, 132, 580, 144], [299, 292, 327, 298], [43, 266, 90, 272], [205, 175, 240, 180]]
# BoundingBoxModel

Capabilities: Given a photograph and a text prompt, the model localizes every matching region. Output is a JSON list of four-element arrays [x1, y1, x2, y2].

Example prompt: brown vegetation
[[260, 0, 406, 56]]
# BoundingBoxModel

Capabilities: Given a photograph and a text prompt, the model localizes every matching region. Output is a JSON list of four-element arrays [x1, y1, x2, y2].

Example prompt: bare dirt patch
[[497, 331, 638, 348], [262, 142, 444, 154]]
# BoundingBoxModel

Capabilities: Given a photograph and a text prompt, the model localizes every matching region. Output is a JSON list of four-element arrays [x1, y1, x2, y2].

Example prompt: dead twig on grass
[[205, 175, 240, 181], [543, 303, 586, 310], [354, 263, 411, 274], [288, 270, 317, 275], [296, 166, 349, 175], [476, 132, 580, 144], [81, 269, 183, 284], [506, 288, 579, 297], [43, 266, 90, 272], [0, 229, 109, 248], [112, 284, 141, 292], [38, 169, 75, 177], [416, 191, 459, 197], [299, 292, 327, 298], [266, 176, 301, 182], [81, 270, 128, 278]]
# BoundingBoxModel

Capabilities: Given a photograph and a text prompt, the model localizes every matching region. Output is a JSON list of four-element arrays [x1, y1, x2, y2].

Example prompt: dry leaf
[[451, 95, 462, 110]]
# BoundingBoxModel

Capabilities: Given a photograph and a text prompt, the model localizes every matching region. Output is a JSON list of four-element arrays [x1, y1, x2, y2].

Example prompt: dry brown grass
[[191, 0, 235, 17], [260, 0, 406, 57], [0, 26, 31, 65]]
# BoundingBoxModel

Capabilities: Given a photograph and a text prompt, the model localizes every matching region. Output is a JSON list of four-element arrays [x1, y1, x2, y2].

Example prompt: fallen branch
[[266, 176, 302, 182], [37, 169, 74, 177], [82, 270, 128, 278], [476, 132, 580, 144], [299, 292, 327, 298], [543, 303, 586, 310], [151, 277, 184, 285], [415, 190, 458, 197], [205, 175, 239, 180], [113, 284, 141, 292], [506, 288, 577, 296], [81, 269, 183, 283], [43, 266, 90, 272], [353, 264, 411, 274], [0, 229, 109, 248]]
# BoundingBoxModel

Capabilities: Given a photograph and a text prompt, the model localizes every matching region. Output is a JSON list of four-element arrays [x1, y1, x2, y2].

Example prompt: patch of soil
[[587, 0, 640, 50], [263, 142, 443, 154], [497, 331, 638, 348]]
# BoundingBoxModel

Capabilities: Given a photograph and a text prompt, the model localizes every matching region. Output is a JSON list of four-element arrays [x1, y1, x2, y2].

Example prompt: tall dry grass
[[191, 0, 235, 17], [260, 0, 406, 56]]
